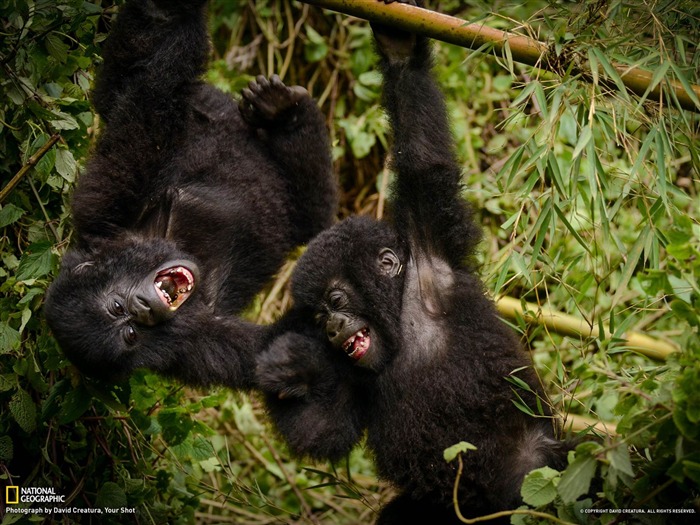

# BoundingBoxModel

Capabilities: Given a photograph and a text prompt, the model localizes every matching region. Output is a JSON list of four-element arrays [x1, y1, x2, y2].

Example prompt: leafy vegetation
[[0, 0, 698, 523]]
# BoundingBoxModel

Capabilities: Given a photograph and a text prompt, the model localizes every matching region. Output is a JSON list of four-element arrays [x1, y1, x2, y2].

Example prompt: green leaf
[[17, 241, 56, 281], [607, 445, 634, 477], [45, 33, 69, 62], [158, 409, 194, 446], [0, 324, 21, 354], [0, 436, 13, 461], [521, 466, 560, 507], [49, 110, 80, 130], [558, 455, 597, 503], [96, 482, 127, 509], [0, 374, 16, 391], [9, 388, 37, 433], [304, 25, 328, 62], [443, 441, 477, 462], [55, 148, 77, 182], [0, 204, 24, 228], [58, 386, 92, 424], [611, 223, 650, 308], [571, 124, 592, 160]]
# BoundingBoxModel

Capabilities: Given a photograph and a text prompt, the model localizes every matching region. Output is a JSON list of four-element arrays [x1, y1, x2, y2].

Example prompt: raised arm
[[72, 0, 210, 248], [374, 3, 481, 268], [92, 0, 209, 123]]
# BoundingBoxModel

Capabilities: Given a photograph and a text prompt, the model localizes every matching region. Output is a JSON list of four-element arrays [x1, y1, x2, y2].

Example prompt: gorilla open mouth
[[342, 327, 370, 361], [154, 266, 195, 310]]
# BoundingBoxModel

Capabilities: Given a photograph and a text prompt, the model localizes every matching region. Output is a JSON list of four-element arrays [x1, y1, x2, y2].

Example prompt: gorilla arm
[[256, 331, 367, 461], [377, 29, 481, 274], [71, 0, 210, 248]]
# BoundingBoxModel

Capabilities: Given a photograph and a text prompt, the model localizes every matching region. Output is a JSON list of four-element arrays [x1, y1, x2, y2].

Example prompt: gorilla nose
[[131, 296, 157, 326], [326, 315, 347, 342]]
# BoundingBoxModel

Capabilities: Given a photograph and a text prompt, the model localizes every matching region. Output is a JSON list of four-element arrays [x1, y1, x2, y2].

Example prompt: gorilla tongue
[[154, 267, 195, 310], [343, 328, 370, 361]]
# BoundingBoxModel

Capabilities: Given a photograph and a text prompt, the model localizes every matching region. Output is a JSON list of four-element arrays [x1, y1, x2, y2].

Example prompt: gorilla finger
[[255, 75, 270, 88]]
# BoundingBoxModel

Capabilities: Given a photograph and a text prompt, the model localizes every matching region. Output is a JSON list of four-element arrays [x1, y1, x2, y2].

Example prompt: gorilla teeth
[[342, 328, 370, 360], [154, 266, 195, 309]]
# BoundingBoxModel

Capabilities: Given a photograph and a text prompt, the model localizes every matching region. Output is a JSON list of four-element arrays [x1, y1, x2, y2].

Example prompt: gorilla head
[[289, 216, 407, 372], [45, 237, 203, 380]]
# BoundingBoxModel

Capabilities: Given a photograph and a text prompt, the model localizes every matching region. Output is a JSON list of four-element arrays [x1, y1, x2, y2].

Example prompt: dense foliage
[[0, 0, 698, 523]]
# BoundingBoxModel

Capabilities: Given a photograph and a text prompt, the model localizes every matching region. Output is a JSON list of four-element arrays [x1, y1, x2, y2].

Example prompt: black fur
[[44, 0, 336, 387], [256, 4, 567, 522]]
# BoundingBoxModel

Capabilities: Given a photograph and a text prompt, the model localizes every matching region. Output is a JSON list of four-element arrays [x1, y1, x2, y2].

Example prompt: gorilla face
[[44, 237, 202, 379], [291, 217, 406, 373], [316, 248, 403, 370]]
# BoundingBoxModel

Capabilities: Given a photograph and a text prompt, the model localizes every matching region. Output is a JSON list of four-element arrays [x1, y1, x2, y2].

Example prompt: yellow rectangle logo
[[5, 486, 19, 504]]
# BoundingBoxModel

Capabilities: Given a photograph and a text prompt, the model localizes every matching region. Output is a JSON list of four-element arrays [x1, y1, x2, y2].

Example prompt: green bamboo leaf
[[572, 124, 592, 159], [669, 62, 700, 108], [553, 203, 592, 254], [590, 48, 630, 102], [630, 126, 657, 179], [533, 82, 548, 120], [611, 223, 650, 308], [587, 48, 599, 86]]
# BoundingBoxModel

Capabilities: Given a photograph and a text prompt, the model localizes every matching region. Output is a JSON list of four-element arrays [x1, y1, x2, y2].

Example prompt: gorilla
[[255, 1, 568, 523], [44, 0, 336, 387]]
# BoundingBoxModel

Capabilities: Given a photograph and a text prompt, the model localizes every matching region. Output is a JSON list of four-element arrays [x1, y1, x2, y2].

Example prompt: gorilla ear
[[60, 249, 93, 274], [377, 248, 402, 277]]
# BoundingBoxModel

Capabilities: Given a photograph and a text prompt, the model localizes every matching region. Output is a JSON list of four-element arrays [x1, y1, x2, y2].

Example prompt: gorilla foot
[[239, 74, 309, 128]]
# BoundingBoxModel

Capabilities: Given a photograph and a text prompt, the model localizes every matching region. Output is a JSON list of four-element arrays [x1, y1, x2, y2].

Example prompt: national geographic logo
[[4, 486, 65, 504], [5, 486, 19, 505]]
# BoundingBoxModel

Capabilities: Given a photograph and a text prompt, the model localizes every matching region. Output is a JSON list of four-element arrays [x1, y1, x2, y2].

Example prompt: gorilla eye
[[123, 325, 137, 345], [328, 291, 346, 310], [113, 300, 126, 316]]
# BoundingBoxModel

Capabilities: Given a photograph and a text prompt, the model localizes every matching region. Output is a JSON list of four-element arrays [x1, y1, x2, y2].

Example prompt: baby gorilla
[[256, 1, 567, 523], [44, 0, 336, 387]]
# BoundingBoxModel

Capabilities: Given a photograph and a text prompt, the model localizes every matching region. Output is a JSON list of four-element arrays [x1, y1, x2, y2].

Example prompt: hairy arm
[[376, 21, 481, 269], [256, 324, 366, 461], [72, 0, 210, 248]]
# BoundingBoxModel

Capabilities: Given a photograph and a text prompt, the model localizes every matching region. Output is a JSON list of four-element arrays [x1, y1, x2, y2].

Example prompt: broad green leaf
[[558, 455, 597, 503], [0, 324, 21, 354], [45, 33, 69, 62], [96, 482, 128, 509], [17, 241, 56, 281], [521, 466, 560, 507], [0, 204, 24, 228], [9, 388, 37, 433], [55, 148, 77, 182], [0, 435, 13, 461], [158, 409, 194, 446]]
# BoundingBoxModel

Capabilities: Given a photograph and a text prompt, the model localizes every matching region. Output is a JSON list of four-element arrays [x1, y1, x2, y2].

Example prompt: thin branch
[[0, 133, 61, 204]]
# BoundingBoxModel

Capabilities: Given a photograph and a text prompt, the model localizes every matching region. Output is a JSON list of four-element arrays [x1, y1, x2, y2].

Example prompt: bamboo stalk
[[298, 0, 700, 113], [496, 296, 678, 361], [0, 133, 61, 204]]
